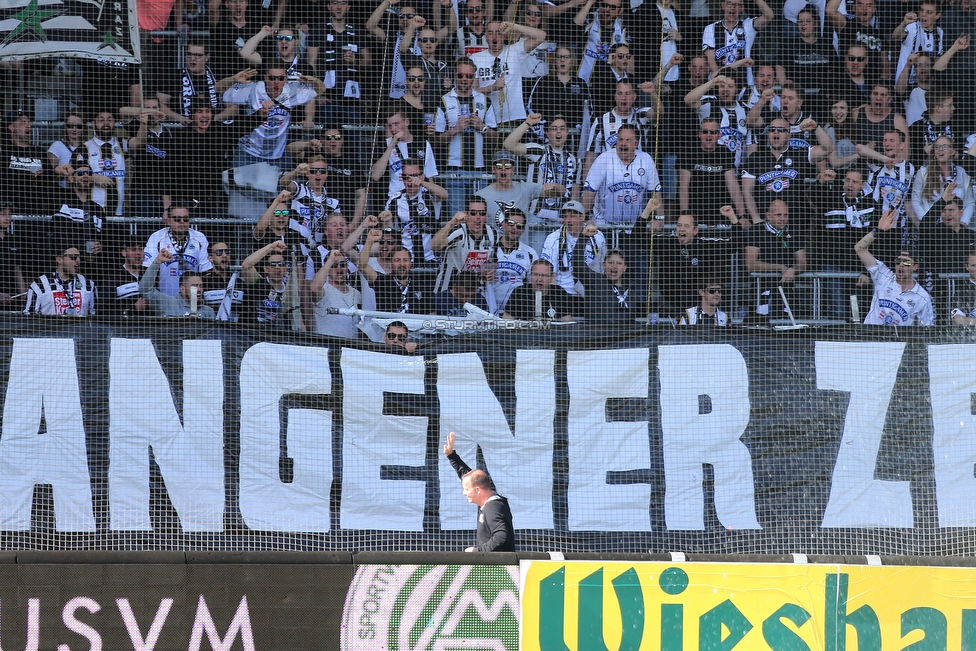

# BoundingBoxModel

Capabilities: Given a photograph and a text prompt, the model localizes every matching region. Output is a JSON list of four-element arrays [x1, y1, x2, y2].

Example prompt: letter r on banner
[[659, 344, 760, 531]]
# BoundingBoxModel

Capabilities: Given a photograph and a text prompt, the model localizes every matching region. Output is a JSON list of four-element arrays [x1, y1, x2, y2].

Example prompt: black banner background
[[1, 317, 974, 556]]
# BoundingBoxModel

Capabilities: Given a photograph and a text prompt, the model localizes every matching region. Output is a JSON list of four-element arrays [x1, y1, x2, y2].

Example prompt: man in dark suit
[[442, 431, 515, 552]]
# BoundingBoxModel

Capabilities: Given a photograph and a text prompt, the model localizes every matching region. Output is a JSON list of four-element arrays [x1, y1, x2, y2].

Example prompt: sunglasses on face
[[266, 74, 287, 81], [457, 72, 475, 78], [504, 219, 525, 229], [76, 169, 92, 176], [276, 34, 296, 41], [602, 2, 621, 8], [494, 161, 514, 169], [768, 126, 789, 133], [62, 254, 81, 260], [213, 249, 231, 255], [467, 209, 487, 215], [308, 167, 328, 174], [65, 123, 85, 128], [324, 133, 343, 140], [847, 55, 867, 62], [399, 12, 415, 18], [897, 259, 915, 266], [267, 260, 289, 267], [705, 287, 722, 294], [386, 332, 408, 342], [274, 209, 291, 216], [406, 75, 425, 82], [333, 261, 349, 268], [526, 9, 543, 15], [419, 36, 438, 43], [170, 216, 190, 222]]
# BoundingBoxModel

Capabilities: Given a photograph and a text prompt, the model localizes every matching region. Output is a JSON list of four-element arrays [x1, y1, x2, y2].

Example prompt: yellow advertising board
[[519, 560, 976, 651]]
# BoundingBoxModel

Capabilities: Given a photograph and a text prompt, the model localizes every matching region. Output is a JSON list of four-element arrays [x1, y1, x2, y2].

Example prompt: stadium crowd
[[5, 0, 976, 329]]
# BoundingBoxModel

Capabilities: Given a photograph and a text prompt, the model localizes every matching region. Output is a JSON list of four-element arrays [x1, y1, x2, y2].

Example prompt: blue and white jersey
[[583, 149, 660, 227], [702, 17, 758, 85], [864, 261, 935, 326], [143, 227, 213, 297], [489, 242, 537, 313]]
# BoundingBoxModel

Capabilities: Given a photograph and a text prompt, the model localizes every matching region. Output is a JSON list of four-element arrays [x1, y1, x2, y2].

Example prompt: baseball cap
[[560, 200, 585, 215], [493, 150, 516, 163]]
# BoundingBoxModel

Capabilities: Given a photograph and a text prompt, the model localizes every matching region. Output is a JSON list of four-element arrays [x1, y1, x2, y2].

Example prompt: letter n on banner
[[437, 350, 555, 530], [109, 339, 224, 532]]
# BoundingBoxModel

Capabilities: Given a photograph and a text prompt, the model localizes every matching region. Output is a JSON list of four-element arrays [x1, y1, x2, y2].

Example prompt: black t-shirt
[[676, 147, 737, 225], [919, 214, 976, 275], [525, 74, 589, 130], [242, 275, 291, 327], [309, 22, 365, 101], [126, 125, 176, 200], [170, 124, 238, 210], [746, 222, 805, 269], [742, 146, 817, 218], [371, 272, 432, 314], [654, 236, 709, 317], [210, 20, 252, 80], [97, 264, 142, 318], [504, 283, 576, 320], [779, 37, 836, 93], [0, 143, 48, 212], [813, 191, 877, 271], [318, 154, 366, 217], [0, 231, 24, 297]]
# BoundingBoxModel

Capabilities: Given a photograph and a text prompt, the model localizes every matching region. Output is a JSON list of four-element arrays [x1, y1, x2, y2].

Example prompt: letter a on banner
[[0, 338, 94, 531]]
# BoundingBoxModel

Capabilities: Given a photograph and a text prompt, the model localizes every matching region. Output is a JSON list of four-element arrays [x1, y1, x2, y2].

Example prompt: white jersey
[[895, 23, 944, 87], [587, 108, 652, 154], [25, 273, 97, 316], [383, 138, 438, 196], [84, 137, 129, 216], [541, 227, 606, 295], [583, 149, 660, 227], [867, 160, 915, 227], [222, 80, 318, 160], [143, 227, 213, 296], [702, 17, 758, 86], [680, 306, 729, 325], [864, 261, 935, 325], [434, 224, 497, 292], [290, 182, 341, 246], [489, 242, 537, 313], [698, 100, 750, 167], [469, 42, 532, 123], [578, 12, 627, 82]]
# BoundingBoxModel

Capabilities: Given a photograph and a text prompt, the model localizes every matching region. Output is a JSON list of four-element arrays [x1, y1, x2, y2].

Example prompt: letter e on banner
[[928, 344, 976, 526]]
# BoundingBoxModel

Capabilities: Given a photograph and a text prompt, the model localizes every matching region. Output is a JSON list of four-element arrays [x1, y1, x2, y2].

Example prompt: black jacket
[[447, 451, 515, 552]]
